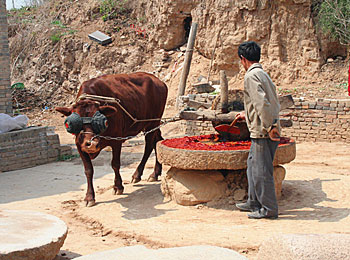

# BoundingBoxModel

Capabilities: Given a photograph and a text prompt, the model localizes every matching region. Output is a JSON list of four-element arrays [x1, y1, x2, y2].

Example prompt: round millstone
[[157, 139, 296, 170], [0, 210, 68, 260]]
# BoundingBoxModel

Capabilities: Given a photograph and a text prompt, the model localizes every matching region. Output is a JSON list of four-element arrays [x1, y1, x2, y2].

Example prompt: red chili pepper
[[162, 135, 291, 151]]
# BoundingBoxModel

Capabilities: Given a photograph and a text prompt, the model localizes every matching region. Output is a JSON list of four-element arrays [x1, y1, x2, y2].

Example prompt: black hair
[[238, 41, 261, 62]]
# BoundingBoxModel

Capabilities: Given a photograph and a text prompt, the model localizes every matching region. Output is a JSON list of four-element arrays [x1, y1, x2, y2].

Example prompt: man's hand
[[235, 111, 245, 121], [269, 127, 280, 142]]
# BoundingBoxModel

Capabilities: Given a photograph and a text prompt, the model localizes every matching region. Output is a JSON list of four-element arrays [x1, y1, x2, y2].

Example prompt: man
[[235, 41, 281, 219]]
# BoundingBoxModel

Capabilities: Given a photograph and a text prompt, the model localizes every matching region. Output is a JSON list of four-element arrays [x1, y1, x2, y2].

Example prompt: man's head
[[238, 41, 261, 71]]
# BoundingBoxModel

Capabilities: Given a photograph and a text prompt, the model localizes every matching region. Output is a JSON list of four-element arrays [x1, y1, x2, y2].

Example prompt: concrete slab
[[0, 210, 68, 260], [74, 245, 248, 260]]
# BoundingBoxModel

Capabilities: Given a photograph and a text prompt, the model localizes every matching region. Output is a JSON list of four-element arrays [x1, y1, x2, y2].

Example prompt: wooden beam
[[220, 70, 228, 113], [176, 22, 198, 108], [179, 110, 292, 127]]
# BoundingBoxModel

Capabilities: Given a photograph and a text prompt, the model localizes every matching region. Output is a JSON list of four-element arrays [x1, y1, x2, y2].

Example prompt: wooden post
[[176, 22, 198, 109], [220, 70, 228, 113]]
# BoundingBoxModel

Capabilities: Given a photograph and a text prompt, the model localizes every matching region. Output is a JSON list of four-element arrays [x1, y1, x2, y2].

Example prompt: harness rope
[[75, 93, 182, 142], [76, 93, 162, 123]]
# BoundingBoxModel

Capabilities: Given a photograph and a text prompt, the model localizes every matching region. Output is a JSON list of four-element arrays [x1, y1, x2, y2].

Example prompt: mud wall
[[131, 0, 347, 85], [0, 0, 12, 114]]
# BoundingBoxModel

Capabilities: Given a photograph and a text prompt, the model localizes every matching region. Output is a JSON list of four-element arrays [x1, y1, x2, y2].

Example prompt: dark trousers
[[247, 138, 279, 216]]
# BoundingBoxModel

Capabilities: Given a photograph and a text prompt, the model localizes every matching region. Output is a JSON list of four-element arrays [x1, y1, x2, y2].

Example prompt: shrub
[[50, 32, 62, 44], [315, 0, 350, 44], [99, 0, 129, 21]]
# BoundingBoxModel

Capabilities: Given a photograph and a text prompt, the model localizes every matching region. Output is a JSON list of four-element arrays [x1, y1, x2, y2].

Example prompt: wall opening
[[183, 16, 192, 42]]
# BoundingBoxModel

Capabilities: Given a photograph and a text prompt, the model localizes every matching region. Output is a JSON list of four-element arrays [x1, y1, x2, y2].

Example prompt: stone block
[[161, 168, 227, 206]]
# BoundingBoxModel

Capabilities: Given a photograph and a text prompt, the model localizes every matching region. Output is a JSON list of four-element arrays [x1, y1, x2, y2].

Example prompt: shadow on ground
[[279, 178, 350, 222], [0, 150, 147, 204], [96, 182, 176, 220]]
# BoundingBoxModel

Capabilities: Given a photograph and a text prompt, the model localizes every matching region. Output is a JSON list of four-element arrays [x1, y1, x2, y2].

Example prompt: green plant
[[137, 16, 146, 23], [11, 82, 25, 89], [67, 29, 76, 35], [58, 154, 80, 161], [315, 0, 350, 44], [99, 0, 129, 21], [50, 32, 62, 44], [52, 20, 67, 28]]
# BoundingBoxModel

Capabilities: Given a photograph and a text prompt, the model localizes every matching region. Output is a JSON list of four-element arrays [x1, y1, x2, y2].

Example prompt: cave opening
[[183, 16, 192, 42]]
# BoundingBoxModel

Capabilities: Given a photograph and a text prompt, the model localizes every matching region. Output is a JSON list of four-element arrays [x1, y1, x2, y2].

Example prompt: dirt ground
[[1, 121, 350, 259]]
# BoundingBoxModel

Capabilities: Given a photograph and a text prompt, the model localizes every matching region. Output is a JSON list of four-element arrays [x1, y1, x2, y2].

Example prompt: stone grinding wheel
[[211, 89, 250, 141]]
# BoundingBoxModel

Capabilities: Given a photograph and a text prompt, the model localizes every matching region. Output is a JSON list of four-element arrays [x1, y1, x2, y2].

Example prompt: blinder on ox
[[64, 111, 108, 136]]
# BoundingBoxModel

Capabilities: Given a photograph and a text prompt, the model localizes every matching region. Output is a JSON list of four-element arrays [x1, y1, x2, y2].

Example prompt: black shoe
[[247, 210, 278, 219], [235, 202, 260, 212]]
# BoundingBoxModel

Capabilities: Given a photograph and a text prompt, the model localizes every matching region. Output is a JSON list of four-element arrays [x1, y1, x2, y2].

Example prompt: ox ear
[[55, 107, 72, 116], [99, 105, 118, 117]]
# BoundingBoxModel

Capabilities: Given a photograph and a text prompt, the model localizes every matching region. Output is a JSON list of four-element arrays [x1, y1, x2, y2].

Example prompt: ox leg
[[111, 143, 124, 195], [131, 130, 159, 183], [147, 129, 163, 182], [78, 148, 96, 207]]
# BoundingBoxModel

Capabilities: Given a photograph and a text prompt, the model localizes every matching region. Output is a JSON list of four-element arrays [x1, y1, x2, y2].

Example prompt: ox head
[[56, 100, 117, 154]]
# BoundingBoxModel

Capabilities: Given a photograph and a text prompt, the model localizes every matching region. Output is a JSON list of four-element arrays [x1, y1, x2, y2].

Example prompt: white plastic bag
[[0, 113, 29, 134]]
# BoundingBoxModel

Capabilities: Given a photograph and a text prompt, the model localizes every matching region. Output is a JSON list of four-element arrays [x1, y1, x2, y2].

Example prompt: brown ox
[[56, 72, 168, 206]]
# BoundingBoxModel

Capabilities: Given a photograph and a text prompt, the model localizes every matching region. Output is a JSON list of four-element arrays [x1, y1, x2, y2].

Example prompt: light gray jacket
[[243, 63, 280, 138]]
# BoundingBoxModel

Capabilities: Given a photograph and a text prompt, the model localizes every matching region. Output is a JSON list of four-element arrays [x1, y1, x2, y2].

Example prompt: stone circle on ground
[[0, 210, 68, 260]]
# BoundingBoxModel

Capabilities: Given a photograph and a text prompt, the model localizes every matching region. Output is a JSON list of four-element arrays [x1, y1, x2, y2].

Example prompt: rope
[[78, 113, 182, 142], [76, 93, 162, 123]]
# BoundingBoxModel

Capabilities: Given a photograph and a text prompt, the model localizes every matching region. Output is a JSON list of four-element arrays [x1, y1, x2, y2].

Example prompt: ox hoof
[[112, 188, 124, 195], [131, 177, 141, 184], [147, 176, 158, 182], [85, 200, 96, 207]]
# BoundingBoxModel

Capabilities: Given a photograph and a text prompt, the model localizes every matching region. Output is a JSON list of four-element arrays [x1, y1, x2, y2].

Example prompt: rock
[[0, 210, 67, 260], [74, 245, 248, 260], [257, 234, 350, 260], [161, 168, 227, 206], [273, 165, 286, 199], [233, 188, 246, 201], [161, 165, 286, 205]]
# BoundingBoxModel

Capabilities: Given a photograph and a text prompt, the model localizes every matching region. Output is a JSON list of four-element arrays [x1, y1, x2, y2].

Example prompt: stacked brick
[[280, 98, 350, 143], [0, 1, 12, 114], [178, 93, 218, 135], [0, 127, 72, 172], [179, 94, 350, 143]]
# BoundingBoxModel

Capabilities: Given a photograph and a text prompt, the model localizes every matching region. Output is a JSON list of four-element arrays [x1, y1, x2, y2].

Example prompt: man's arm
[[246, 76, 274, 126]]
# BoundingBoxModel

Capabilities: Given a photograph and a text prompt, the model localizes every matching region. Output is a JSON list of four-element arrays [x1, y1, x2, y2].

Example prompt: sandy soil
[[1, 123, 350, 259]]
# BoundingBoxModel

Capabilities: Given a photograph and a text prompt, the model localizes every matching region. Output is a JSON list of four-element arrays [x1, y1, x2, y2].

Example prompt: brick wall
[[0, 127, 72, 172], [179, 95, 350, 143], [281, 98, 350, 143], [0, 1, 12, 114]]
